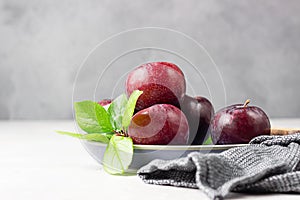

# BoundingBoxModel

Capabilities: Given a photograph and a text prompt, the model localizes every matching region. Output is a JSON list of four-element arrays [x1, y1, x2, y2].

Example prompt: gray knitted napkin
[[137, 133, 300, 200]]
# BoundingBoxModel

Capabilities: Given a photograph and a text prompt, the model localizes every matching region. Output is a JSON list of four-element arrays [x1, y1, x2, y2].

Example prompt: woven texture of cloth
[[137, 133, 300, 200]]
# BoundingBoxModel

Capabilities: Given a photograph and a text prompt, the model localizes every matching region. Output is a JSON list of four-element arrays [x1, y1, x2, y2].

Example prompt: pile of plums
[[101, 62, 271, 145]]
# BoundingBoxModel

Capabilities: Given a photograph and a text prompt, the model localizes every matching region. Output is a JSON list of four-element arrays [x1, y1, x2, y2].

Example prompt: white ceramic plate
[[81, 140, 248, 172], [73, 28, 229, 172]]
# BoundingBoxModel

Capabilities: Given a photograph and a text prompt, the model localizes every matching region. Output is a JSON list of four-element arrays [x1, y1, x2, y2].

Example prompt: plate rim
[[83, 140, 248, 151]]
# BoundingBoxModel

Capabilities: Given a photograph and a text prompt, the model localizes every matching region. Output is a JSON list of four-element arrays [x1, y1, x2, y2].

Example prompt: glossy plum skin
[[210, 104, 270, 144], [126, 62, 186, 111], [128, 104, 189, 145], [181, 95, 214, 145]]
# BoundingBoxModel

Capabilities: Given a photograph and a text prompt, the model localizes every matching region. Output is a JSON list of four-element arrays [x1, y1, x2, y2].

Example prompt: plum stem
[[114, 129, 128, 137], [243, 99, 250, 107]]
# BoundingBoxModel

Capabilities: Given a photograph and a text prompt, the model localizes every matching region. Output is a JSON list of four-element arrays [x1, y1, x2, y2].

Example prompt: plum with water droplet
[[181, 95, 214, 145], [128, 104, 189, 145], [126, 62, 186, 111], [210, 100, 270, 144]]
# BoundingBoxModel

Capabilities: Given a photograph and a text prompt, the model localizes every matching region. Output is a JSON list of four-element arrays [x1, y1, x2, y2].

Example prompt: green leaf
[[108, 94, 128, 130], [203, 136, 213, 145], [122, 90, 143, 128], [102, 135, 133, 174], [56, 131, 111, 143], [74, 101, 113, 133]]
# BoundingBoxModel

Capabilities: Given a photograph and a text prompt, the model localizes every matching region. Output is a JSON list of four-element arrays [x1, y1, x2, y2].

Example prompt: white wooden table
[[0, 119, 299, 200]]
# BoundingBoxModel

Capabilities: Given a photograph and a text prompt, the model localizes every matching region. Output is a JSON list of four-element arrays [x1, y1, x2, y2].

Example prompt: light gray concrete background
[[0, 0, 300, 119]]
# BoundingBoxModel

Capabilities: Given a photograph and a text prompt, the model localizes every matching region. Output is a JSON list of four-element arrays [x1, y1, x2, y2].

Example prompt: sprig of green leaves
[[203, 136, 213, 145], [56, 131, 111, 143], [122, 90, 143, 129], [107, 94, 128, 131], [103, 135, 133, 174], [74, 101, 113, 133], [56, 90, 143, 174]]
